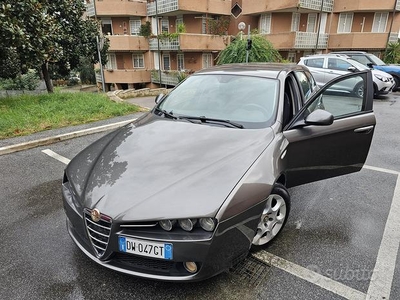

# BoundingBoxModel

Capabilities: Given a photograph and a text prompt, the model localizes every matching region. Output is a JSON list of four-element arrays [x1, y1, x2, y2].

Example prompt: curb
[[0, 118, 136, 156]]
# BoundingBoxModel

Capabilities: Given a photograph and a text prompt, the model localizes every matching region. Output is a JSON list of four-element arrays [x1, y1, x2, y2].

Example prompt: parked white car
[[298, 54, 394, 97]]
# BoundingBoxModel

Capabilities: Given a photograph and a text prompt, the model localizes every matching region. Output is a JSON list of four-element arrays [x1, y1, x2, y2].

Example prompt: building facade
[[85, 0, 400, 90]]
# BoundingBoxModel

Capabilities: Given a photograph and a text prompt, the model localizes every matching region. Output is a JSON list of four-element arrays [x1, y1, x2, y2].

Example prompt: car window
[[307, 74, 365, 118], [327, 58, 352, 71], [158, 74, 279, 129], [294, 71, 313, 101], [304, 58, 324, 68], [348, 55, 371, 66]]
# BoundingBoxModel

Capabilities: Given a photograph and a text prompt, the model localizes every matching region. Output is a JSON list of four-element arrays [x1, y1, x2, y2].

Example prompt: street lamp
[[238, 22, 251, 63], [238, 22, 245, 40]]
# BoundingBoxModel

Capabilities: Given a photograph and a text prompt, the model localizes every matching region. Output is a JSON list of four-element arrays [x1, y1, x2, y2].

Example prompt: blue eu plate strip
[[164, 244, 173, 260], [119, 236, 127, 252]]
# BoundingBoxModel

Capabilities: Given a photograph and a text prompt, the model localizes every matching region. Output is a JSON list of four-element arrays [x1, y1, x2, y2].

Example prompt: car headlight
[[374, 74, 390, 82], [159, 219, 176, 231], [157, 218, 217, 232], [199, 218, 216, 231], [179, 219, 197, 231]]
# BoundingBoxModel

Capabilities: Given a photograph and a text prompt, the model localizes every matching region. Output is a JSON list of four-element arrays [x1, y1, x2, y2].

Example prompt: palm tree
[[217, 33, 282, 65], [384, 41, 400, 64]]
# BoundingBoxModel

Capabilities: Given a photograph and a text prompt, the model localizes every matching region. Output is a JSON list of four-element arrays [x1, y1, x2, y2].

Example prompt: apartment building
[[86, 0, 400, 90]]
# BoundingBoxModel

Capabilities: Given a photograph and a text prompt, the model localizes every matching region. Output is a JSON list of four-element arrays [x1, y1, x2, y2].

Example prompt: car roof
[[330, 51, 368, 55], [301, 54, 350, 59], [194, 63, 307, 79]]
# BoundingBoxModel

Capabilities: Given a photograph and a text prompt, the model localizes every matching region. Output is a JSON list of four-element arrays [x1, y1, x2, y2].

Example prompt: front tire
[[354, 82, 364, 98], [393, 76, 400, 92], [252, 184, 291, 247]]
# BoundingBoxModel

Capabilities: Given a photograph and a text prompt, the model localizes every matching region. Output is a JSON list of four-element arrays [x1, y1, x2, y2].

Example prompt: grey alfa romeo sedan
[[62, 63, 376, 281]]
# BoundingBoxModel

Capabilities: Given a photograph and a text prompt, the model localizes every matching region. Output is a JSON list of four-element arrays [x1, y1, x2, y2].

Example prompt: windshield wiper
[[178, 116, 244, 128], [154, 107, 176, 119]]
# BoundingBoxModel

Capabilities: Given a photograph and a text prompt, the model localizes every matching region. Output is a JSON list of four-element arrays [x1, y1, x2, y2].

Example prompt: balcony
[[107, 35, 149, 51], [243, 0, 333, 14], [103, 69, 151, 83], [328, 32, 397, 50], [295, 32, 329, 49], [149, 37, 180, 51], [147, 0, 231, 16], [334, 0, 400, 12], [151, 70, 180, 86], [86, 0, 147, 17], [264, 32, 328, 50], [149, 34, 228, 51]]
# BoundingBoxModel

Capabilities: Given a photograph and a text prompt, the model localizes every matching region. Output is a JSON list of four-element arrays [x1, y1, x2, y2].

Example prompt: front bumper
[[63, 197, 262, 282], [375, 80, 395, 95]]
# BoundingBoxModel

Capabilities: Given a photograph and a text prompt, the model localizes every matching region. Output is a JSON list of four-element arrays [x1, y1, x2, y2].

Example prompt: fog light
[[184, 261, 198, 273], [178, 219, 196, 231], [159, 220, 175, 231], [199, 218, 216, 231]]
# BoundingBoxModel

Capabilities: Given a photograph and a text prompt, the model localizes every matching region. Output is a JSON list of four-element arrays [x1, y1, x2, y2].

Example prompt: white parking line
[[42, 149, 70, 165], [363, 164, 400, 175], [252, 251, 366, 300], [366, 174, 400, 300]]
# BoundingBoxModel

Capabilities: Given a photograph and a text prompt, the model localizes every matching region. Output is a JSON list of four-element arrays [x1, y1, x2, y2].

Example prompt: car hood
[[374, 65, 400, 74], [371, 69, 393, 79], [67, 116, 275, 221]]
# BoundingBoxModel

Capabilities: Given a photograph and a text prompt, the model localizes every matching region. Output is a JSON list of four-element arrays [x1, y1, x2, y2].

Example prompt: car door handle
[[354, 125, 374, 134]]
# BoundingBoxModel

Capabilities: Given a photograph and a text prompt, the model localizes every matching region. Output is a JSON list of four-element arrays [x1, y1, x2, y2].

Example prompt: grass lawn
[[0, 92, 141, 139]]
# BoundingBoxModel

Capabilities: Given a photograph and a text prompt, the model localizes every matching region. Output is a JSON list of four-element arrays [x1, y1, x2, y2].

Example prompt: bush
[[0, 70, 40, 90]]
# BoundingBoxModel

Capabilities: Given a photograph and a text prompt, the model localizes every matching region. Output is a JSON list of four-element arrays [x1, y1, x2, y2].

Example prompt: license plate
[[118, 236, 173, 260]]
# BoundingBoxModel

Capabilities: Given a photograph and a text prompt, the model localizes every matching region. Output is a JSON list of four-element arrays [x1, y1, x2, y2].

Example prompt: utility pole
[[96, 36, 105, 92], [155, 0, 162, 87], [246, 25, 251, 63]]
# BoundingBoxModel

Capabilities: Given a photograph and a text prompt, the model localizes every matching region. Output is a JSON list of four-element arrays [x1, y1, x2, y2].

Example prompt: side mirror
[[155, 93, 164, 104], [305, 109, 334, 126], [348, 66, 357, 72], [367, 63, 375, 68]]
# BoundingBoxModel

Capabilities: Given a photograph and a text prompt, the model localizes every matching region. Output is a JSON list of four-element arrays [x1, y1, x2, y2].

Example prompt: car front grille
[[84, 209, 112, 257]]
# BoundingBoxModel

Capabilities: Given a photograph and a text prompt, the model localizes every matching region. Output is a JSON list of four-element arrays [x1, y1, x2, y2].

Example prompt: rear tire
[[251, 184, 291, 248]]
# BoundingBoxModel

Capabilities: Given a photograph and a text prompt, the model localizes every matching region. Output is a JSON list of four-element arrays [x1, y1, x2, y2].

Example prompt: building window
[[372, 13, 388, 33], [260, 14, 271, 34], [291, 13, 300, 32], [106, 53, 117, 69], [338, 13, 353, 33], [130, 19, 141, 36], [163, 54, 170, 70], [176, 15, 183, 28], [177, 54, 185, 71], [287, 52, 296, 63], [101, 19, 113, 35], [161, 18, 169, 34], [307, 13, 317, 32], [202, 53, 213, 69], [231, 3, 242, 18], [132, 54, 144, 68]]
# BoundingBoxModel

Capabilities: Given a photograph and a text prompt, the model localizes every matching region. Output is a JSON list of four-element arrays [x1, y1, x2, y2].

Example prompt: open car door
[[283, 70, 376, 188]]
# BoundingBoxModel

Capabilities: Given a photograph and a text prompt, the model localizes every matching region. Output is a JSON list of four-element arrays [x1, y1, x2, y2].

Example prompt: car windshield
[[367, 54, 386, 66], [157, 74, 279, 129]]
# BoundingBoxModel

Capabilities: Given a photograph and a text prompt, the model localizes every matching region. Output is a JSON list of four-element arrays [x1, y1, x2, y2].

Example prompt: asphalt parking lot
[[0, 94, 399, 300]]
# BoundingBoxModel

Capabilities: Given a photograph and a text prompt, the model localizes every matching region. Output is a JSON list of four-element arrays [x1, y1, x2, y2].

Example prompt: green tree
[[0, 0, 108, 93], [384, 41, 400, 64], [217, 33, 282, 65]]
